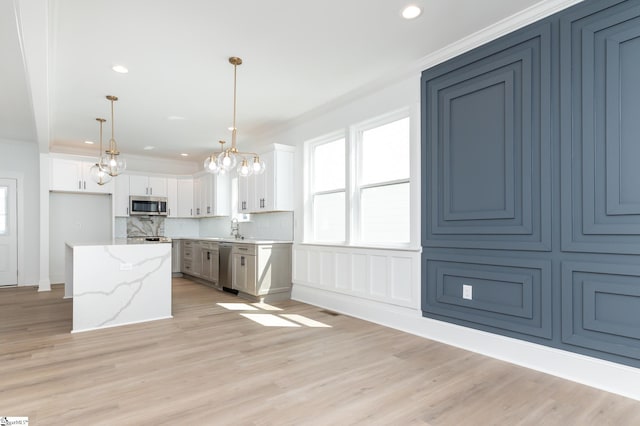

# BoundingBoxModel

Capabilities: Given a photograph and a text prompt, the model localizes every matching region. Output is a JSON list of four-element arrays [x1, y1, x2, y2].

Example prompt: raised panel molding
[[423, 253, 552, 339], [562, 262, 640, 360], [561, 0, 640, 254], [292, 245, 420, 309], [422, 22, 551, 251]]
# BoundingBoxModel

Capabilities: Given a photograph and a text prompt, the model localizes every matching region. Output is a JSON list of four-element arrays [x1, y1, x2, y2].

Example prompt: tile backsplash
[[116, 211, 294, 241], [126, 216, 165, 237]]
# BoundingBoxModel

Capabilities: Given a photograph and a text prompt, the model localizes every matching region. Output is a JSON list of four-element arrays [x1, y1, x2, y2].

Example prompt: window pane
[[361, 117, 410, 185], [313, 192, 345, 242], [313, 139, 345, 192], [360, 183, 410, 243], [0, 187, 6, 235]]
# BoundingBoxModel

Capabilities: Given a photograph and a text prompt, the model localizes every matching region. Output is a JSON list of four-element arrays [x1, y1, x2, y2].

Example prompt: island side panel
[[65, 244, 73, 299], [71, 243, 172, 333]]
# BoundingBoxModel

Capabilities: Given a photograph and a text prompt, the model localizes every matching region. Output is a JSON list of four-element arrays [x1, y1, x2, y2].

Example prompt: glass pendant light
[[89, 118, 112, 185], [99, 95, 126, 176], [203, 57, 265, 177], [237, 158, 253, 177], [252, 156, 266, 175]]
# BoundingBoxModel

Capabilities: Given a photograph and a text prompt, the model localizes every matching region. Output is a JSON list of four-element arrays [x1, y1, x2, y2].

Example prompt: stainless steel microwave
[[129, 196, 168, 216]]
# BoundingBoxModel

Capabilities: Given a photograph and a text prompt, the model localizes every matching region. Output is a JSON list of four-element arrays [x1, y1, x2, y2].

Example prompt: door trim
[[1, 173, 24, 285]]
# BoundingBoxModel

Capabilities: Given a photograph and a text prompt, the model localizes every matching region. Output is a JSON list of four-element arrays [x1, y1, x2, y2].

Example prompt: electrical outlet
[[462, 284, 473, 300], [120, 263, 133, 271]]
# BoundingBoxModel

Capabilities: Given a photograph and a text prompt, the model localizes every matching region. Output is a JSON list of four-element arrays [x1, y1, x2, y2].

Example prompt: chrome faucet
[[230, 217, 241, 239]]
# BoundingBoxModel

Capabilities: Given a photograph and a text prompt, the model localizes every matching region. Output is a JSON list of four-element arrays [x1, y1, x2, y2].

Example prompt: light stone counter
[[65, 240, 172, 333]]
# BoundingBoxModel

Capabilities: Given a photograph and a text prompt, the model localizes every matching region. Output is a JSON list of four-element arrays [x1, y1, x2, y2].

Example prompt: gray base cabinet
[[231, 243, 292, 301], [181, 240, 219, 287]]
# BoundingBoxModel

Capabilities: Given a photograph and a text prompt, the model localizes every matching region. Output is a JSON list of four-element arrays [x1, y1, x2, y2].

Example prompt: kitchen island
[[65, 239, 172, 333]]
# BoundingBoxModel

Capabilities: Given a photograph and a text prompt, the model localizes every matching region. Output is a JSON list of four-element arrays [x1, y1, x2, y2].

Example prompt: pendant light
[[89, 118, 112, 185], [99, 95, 126, 176], [204, 57, 266, 177]]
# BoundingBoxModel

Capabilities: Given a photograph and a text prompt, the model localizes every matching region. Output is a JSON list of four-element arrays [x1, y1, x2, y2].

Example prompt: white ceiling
[[3, 0, 567, 164]]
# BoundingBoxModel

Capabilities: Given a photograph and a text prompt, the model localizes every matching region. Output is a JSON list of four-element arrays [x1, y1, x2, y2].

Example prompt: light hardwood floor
[[1, 277, 639, 425]]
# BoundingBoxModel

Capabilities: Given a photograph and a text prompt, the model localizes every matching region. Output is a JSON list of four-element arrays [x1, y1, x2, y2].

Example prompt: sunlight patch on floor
[[240, 314, 301, 327], [251, 302, 282, 311], [217, 303, 259, 311], [218, 301, 332, 328]]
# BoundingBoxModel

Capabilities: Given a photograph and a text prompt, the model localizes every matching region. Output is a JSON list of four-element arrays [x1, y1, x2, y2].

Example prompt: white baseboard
[[292, 283, 640, 401]]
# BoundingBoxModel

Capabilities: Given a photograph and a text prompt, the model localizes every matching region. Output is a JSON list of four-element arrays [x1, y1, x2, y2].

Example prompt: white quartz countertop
[[66, 239, 172, 247], [171, 237, 293, 245]]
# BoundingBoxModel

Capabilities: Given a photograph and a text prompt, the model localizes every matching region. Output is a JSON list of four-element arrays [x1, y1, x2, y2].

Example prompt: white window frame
[[304, 131, 348, 244], [351, 109, 412, 248], [304, 105, 419, 250]]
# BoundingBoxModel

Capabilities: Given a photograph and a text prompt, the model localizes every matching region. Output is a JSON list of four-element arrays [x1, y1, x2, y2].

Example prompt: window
[[310, 138, 345, 242], [305, 111, 413, 247], [357, 117, 410, 244]]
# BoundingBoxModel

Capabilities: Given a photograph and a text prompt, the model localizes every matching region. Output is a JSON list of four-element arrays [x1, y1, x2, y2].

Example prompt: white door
[[0, 178, 18, 286]]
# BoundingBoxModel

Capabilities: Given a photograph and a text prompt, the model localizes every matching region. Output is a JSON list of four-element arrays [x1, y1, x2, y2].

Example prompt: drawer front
[[232, 244, 257, 256], [183, 248, 193, 259], [182, 259, 193, 273]]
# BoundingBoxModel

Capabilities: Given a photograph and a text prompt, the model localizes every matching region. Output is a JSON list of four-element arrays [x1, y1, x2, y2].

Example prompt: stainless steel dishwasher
[[218, 242, 235, 293]]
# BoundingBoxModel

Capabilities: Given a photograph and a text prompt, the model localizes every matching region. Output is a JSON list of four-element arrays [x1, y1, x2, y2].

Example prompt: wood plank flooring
[[1, 277, 639, 425]]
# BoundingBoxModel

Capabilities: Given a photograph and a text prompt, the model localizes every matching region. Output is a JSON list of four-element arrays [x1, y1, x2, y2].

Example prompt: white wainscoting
[[292, 244, 421, 310]]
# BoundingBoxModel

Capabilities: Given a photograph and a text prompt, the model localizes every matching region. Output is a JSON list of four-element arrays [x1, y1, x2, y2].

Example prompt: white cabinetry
[[50, 157, 113, 194], [237, 144, 294, 213], [167, 178, 177, 218], [129, 175, 167, 197], [231, 243, 292, 300], [194, 173, 230, 217], [177, 178, 194, 217], [114, 175, 130, 216]]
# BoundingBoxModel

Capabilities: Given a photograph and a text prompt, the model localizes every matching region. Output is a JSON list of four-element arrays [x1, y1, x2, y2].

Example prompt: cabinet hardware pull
[[78, 180, 82, 189], [150, 187, 152, 195], [84, 181, 86, 190], [241, 256, 245, 266]]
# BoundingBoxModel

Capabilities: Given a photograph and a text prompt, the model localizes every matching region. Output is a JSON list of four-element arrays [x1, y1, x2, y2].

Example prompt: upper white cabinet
[[177, 178, 194, 217], [50, 157, 113, 194], [195, 173, 230, 217], [114, 175, 130, 216], [237, 144, 294, 213], [167, 178, 178, 218], [129, 175, 167, 197]]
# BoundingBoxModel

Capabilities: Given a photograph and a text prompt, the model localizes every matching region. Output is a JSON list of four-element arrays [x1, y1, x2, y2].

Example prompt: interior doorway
[[0, 178, 18, 286]]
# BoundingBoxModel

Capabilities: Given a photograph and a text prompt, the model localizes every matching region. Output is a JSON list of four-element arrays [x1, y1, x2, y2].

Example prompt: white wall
[[0, 138, 40, 285], [49, 192, 112, 283]]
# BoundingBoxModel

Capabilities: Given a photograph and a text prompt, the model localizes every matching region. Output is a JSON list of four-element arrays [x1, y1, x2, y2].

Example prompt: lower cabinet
[[199, 242, 219, 283], [181, 240, 219, 286], [180, 239, 292, 300], [182, 240, 194, 275], [231, 243, 292, 300]]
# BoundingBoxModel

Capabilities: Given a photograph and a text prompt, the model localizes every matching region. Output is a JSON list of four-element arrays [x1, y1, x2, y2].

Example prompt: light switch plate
[[462, 284, 473, 300]]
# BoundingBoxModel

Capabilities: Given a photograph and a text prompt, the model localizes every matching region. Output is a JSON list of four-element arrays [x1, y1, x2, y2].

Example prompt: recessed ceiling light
[[180, 153, 189, 157], [402, 5, 422, 19], [168, 115, 185, 121], [84, 140, 94, 145], [143, 146, 155, 150], [112, 65, 129, 74]]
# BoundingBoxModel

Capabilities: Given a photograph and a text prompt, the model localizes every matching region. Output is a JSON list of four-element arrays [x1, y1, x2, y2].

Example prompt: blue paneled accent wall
[[421, 0, 640, 367]]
